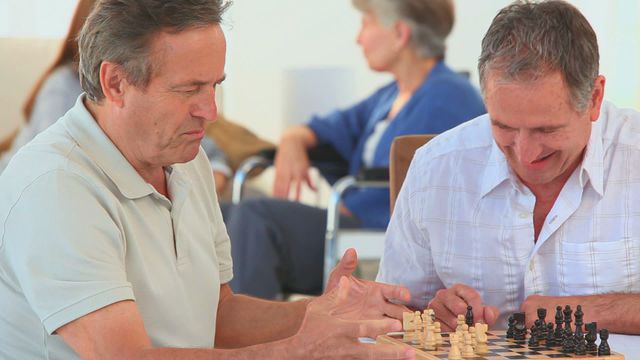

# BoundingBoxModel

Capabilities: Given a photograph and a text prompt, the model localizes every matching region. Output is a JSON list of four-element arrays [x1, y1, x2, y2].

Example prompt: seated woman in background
[[0, 0, 231, 195], [223, 0, 486, 299]]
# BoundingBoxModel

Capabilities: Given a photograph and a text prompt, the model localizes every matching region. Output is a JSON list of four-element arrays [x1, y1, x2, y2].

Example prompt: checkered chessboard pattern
[[378, 331, 624, 360]]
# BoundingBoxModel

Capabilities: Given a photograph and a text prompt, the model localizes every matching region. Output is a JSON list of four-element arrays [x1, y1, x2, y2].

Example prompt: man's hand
[[292, 277, 415, 359], [427, 283, 499, 331], [325, 248, 411, 321]]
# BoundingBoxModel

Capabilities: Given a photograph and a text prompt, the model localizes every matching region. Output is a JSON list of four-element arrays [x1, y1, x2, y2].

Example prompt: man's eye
[[183, 88, 199, 94]]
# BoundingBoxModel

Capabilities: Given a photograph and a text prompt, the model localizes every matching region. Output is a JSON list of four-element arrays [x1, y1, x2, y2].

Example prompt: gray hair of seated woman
[[351, 0, 455, 60]]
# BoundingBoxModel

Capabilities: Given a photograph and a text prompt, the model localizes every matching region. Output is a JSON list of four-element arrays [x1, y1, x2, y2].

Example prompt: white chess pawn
[[434, 322, 443, 345], [461, 332, 474, 358], [475, 323, 489, 355], [423, 324, 437, 351], [456, 314, 465, 332], [468, 326, 476, 349], [448, 333, 462, 360]]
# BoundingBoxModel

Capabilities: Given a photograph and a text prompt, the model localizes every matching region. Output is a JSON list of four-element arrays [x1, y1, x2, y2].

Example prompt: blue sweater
[[308, 61, 486, 228]]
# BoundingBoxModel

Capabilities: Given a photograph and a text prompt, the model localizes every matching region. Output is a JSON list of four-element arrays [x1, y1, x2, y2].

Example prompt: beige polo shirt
[[0, 96, 233, 359]]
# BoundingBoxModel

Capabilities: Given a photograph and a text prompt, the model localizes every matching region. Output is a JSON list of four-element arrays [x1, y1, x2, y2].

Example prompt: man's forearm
[[135, 337, 302, 360], [522, 293, 640, 334], [215, 293, 310, 348]]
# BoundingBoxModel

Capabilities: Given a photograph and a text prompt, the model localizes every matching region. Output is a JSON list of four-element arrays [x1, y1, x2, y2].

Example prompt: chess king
[[377, 0, 640, 333]]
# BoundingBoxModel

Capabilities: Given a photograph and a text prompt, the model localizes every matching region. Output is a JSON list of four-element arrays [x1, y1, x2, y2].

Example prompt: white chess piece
[[461, 332, 474, 358], [434, 322, 443, 345], [448, 333, 462, 360], [475, 323, 489, 355]]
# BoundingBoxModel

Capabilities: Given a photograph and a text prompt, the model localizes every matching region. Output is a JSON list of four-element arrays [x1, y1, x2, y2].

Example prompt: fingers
[[428, 284, 491, 330], [324, 249, 358, 293], [348, 318, 402, 339], [483, 305, 500, 327], [381, 302, 411, 321], [376, 282, 412, 304], [359, 343, 416, 360]]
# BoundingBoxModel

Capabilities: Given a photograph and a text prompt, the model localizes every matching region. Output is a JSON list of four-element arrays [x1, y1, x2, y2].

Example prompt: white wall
[[1, 0, 638, 142], [222, 0, 640, 141]]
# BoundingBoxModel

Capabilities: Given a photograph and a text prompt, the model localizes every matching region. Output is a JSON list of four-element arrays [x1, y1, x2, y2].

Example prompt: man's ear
[[394, 20, 412, 51], [588, 75, 606, 122], [99, 61, 127, 107]]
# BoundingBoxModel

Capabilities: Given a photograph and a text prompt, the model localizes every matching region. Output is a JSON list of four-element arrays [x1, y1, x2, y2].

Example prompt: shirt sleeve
[[2, 170, 134, 334], [376, 146, 444, 309], [307, 83, 394, 161]]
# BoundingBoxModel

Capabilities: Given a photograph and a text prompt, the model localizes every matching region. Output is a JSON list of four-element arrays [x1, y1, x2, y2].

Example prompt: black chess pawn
[[513, 312, 527, 341], [465, 305, 474, 327], [537, 308, 547, 337], [563, 305, 573, 339], [574, 328, 586, 355], [554, 305, 564, 342], [506, 315, 515, 338], [574, 305, 584, 335], [545, 322, 555, 347], [585, 322, 598, 353], [562, 307, 575, 353], [528, 324, 540, 347], [598, 329, 611, 356]]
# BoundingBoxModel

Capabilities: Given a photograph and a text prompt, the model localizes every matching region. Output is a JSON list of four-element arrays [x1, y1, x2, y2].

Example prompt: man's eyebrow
[[171, 74, 227, 89]]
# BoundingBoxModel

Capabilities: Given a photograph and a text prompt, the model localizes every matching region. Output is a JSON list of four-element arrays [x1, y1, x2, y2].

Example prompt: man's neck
[[85, 99, 169, 198]]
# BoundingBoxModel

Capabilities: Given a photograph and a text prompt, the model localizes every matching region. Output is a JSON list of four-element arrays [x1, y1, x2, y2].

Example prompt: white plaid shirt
[[377, 101, 640, 328]]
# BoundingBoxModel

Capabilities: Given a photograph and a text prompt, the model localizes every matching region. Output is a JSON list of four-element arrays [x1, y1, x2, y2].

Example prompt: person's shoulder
[[600, 101, 640, 151], [413, 114, 494, 165], [38, 63, 80, 95]]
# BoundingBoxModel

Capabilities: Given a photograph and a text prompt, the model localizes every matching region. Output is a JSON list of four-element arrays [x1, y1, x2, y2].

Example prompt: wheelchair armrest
[[356, 167, 389, 182], [231, 155, 274, 203]]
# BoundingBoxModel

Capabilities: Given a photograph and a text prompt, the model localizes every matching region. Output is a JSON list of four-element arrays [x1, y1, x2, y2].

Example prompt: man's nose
[[513, 132, 542, 164], [194, 86, 218, 123]]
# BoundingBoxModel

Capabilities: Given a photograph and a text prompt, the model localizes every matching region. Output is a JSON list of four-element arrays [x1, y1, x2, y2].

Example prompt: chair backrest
[[389, 134, 436, 213]]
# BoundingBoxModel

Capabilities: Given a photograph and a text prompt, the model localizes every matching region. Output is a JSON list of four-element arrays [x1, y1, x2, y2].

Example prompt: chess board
[[377, 331, 625, 359]]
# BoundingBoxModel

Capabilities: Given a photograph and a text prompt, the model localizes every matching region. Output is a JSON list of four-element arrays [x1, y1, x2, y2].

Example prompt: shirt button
[[529, 262, 535, 272], [519, 212, 528, 219]]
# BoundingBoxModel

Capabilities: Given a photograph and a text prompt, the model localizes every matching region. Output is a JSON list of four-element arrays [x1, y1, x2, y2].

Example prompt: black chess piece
[[562, 305, 575, 353], [506, 315, 515, 338], [598, 329, 611, 356], [563, 305, 573, 338], [545, 322, 555, 347], [573, 305, 585, 355], [574, 329, 586, 355], [574, 305, 584, 333], [465, 305, 474, 327], [513, 312, 526, 341], [554, 305, 564, 342], [537, 308, 547, 337], [529, 324, 539, 347], [585, 322, 598, 353]]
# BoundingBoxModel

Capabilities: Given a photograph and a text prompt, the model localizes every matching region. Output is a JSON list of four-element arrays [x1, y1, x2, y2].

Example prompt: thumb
[[335, 276, 351, 305], [338, 248, 358, 272], [325, 249, 358, 293]]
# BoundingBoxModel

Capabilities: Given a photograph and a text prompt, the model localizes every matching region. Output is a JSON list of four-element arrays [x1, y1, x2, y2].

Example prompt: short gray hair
[[78, 0, 231, 102], [352, 0, 454, 59], [478, 0, 599, 112]]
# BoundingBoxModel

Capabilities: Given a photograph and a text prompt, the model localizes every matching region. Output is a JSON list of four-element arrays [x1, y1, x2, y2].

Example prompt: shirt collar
[[479, 138, 512, 197], [579, 119, 604, 196], [479, 118, 605, 198], [63, 95, 156, 199]]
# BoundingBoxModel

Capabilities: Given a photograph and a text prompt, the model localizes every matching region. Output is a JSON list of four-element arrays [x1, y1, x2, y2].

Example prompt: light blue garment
[[308, 61, 486, 228]]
